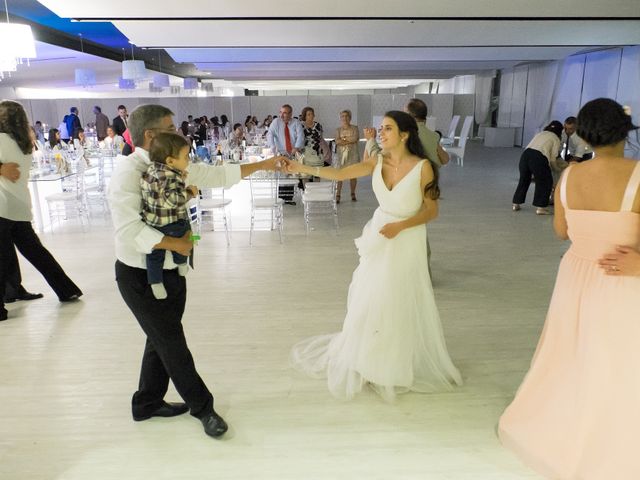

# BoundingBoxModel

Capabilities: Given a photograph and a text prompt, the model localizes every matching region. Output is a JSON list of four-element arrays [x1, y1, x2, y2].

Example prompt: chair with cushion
[[440, 115, 460, 146], [445, 115, 474, 167], [44, 153, 90, 231], [197, 187, 232, 246]]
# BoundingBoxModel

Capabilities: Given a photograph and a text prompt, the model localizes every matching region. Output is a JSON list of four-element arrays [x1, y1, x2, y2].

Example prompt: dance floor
[[1, 142, 560, 479]]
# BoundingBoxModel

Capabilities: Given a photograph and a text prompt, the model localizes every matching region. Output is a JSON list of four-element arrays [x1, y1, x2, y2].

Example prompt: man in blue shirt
[[267, 104, 304, 156], [267, 104, 305, 204], [63, 107, 81, 142]]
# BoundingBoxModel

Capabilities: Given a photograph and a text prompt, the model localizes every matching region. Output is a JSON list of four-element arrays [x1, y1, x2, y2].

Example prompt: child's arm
[[161, 176, 189, 209]]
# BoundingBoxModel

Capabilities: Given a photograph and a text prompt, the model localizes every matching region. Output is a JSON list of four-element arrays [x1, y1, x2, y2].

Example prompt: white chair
[[197, 187, 232, 246], [45, 154, 90, 231], [301, 180, 338, 234], [440, 115, 460, 146], [445, 115, 474, 167], [249, 171, 284, 245], [84, 156, 110, 218]]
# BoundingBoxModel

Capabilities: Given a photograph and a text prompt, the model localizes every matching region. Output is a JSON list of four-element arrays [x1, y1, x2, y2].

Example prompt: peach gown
[[499, 162, 640, 479]]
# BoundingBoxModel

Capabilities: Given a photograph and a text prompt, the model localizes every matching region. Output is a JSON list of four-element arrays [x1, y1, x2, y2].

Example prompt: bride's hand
[[364, 127, 377, 140], [379, 222, 403, 239], [286, 159, 303, 174]]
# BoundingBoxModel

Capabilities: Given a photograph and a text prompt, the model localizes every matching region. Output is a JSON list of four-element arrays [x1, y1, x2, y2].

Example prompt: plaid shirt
[[140, 162, 189, 227]]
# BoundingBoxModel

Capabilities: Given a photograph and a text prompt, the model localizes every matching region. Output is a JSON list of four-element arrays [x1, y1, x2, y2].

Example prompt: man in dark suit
[[112, 105, 128, 136]]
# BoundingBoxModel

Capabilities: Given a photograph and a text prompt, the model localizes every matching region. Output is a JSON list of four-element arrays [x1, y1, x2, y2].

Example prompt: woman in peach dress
[[499, 98, 640, 479]]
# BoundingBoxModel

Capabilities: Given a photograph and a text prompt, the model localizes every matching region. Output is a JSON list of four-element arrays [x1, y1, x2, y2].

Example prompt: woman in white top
[[0, 100, 82, 321], [512, 120, 563, 215], [103, 125, 124, 152]]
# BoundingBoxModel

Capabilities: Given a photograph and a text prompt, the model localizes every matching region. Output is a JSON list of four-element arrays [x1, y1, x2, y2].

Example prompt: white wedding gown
[[290, 157, 462, 401]]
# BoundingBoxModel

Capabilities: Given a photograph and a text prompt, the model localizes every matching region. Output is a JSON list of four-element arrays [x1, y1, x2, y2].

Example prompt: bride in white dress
[[288, 111, 462, 401]]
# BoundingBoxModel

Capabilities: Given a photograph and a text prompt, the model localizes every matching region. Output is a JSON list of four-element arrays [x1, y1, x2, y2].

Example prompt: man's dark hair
[[564, 116, 577, 125], [406, 98, 428, 121], [128, 104, 174, 147]]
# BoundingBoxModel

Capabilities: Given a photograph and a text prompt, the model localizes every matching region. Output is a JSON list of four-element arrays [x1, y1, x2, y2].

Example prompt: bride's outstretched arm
[[287, 153, 376, 180]]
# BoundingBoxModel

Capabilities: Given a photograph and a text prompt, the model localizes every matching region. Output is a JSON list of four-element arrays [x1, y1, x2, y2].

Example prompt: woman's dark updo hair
[[577, 98, 638, 147], [543, 120, 564, 139], [384, 110, 440, 200]]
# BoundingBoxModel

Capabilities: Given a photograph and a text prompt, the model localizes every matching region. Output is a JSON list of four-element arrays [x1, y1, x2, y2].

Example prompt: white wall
[[18, 92, 462, 140], [498, 46, 640, 155], [438, 75, 475, 95]]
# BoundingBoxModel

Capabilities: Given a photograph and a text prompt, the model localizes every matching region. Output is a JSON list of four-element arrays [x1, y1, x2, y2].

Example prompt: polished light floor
[[1, 142, 564, 479]]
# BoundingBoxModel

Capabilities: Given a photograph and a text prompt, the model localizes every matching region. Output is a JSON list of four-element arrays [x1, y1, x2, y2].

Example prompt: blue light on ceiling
[[7, 0, 131, 50]]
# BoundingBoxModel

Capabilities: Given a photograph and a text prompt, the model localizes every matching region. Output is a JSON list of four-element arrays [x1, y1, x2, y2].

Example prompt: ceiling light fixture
[[121, 41, 146, 82], [74, 34, 96, 87], [0, 0, 36, 80], [183, 77, 198, 90]]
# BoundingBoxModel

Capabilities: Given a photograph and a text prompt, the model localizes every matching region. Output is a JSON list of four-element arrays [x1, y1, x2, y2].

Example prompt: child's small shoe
[[178, 264, 189, 276], [151, 283, 168, 299]]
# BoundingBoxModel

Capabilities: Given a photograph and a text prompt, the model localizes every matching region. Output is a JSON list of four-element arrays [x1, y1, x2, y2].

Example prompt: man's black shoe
[[59, 292, 83, 302], [200, 411, 228, 438], [133, 401, 189, 421], [5, 292, 44, 303]]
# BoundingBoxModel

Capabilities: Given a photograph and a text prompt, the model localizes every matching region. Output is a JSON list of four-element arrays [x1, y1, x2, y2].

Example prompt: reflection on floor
[[2, 142, 556, 479]]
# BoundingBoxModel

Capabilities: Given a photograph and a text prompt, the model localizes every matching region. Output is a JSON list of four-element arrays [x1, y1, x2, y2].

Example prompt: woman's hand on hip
[[598, 246, 640, 276]]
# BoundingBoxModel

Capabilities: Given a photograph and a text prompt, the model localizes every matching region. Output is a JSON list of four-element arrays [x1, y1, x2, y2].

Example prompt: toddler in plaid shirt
[[141, 132, 197, 299]]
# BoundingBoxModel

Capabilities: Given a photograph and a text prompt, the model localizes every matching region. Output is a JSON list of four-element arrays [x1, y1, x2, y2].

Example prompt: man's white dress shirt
[[108, 147, 241, 270]]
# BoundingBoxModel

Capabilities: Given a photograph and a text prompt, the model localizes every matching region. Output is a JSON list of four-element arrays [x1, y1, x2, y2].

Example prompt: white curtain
[[550, 55, 586, 123], [617, 46, 640, 159], [581, 49, 623, 105], [521, 61, 561, 145], [617, 46, 640, 120], [474, 72, 495, 126], [497, 68, 514, 127]]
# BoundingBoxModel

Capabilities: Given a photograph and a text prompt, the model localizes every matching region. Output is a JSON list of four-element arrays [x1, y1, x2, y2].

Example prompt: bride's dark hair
[[384, 110, 440, 200]]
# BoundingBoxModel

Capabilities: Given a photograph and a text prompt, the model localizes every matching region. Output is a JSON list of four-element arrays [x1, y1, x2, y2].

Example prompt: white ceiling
[[0, 42, 122, 89], [0, 41, 188, 97], [20, 1, 640, 90], [35, 0, 640, 19]]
